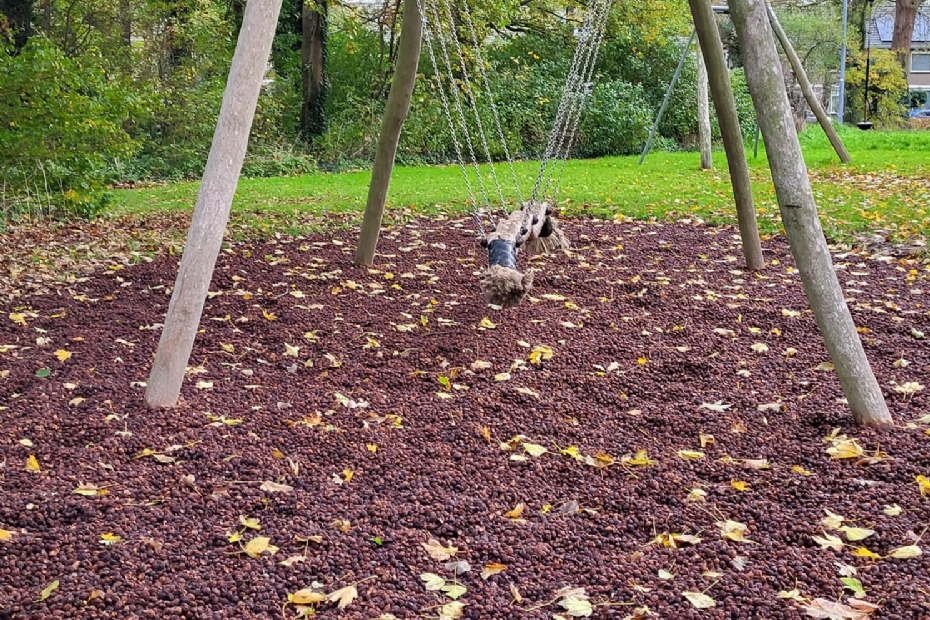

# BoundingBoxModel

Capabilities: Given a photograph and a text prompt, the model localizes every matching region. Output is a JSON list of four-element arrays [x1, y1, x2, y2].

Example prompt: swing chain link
[[417, 0, 613, 235], [549, 0, 612, 197], [455, 0, 525, 210], [415, 0, 490, 235], [532, 0, 612, 203], [434, 0, 509, 213]]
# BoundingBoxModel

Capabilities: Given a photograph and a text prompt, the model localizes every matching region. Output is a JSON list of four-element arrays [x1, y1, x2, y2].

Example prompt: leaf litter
[[2, 218, 929, 617]]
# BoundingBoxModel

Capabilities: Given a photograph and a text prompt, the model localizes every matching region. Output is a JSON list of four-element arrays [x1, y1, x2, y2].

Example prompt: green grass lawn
[[112, 126, 930, 244]]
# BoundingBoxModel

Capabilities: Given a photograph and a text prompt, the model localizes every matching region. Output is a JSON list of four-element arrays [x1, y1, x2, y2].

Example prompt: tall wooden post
[[145, 0, 285, 408], [729, 0, 891, 428], [355, 0, 422, 266], [696, 40, 713, 170], [688, 0, 764, 271]]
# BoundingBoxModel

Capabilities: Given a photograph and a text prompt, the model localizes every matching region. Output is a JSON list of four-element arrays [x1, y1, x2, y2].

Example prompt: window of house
[[913, 52, 930, 73]]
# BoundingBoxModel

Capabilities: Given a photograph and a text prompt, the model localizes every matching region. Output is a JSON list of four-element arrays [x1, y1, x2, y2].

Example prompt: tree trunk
[[300, 0, 328, 141], [766, 3, 850, 163], [696, 40, 713, 170], [354, 0, 421, 266], [688, 0, 765, 271], [120, 0, 131, 48], [892, 0, 920, 67], [145, 0, 284, 408], [728, 0, 892, 428], [0, 0, 35, 53]]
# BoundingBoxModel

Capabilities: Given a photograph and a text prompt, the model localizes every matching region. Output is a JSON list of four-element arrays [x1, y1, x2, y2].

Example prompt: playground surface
[[1, 216, 929, 619]]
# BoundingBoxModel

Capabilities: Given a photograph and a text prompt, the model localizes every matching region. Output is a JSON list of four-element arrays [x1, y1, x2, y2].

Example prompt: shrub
[[845, 49, 908, 128], [577, 79, 653, 157], [0, 38, 139, 219]]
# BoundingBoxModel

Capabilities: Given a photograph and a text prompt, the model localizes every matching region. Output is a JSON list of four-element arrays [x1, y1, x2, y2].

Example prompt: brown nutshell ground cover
[[1, 217, 929, 620]]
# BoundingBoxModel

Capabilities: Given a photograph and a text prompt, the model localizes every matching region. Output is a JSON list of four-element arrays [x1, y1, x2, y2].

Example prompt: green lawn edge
[[111, 127, 930, 245]]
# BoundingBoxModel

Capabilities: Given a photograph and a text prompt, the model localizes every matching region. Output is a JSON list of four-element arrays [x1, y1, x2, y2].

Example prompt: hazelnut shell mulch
[[1, 217, 929, 620]]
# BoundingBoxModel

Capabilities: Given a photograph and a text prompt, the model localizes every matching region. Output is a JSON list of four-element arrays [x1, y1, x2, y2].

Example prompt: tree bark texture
[[729, 0, 892, 427], [300, 0, 328, 141], [688, 0, 765, 271], [892, 0, 921, 67], [696, 40, 713, 170], [145, 0, 284, 408], [354, 0, 421, 266], [766, 3, 850, 163]]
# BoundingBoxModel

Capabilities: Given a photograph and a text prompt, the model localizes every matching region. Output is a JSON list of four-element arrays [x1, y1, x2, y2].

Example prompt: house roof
[[866, 0, 930, 49]]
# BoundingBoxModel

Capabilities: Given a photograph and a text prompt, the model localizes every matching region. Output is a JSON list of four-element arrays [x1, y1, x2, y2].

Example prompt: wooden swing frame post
[[729, 0, 891, 427], [145, 0, 284, 408], [765, 2, 850, 163], [688, 0, 765, 271]]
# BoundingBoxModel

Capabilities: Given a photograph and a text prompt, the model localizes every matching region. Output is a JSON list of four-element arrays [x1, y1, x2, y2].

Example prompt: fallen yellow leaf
[[850, 546, 882, 560], [25, 454, 41, 473]]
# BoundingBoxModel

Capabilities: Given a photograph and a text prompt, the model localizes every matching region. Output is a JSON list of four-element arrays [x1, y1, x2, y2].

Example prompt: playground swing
[[415, 0, 613, 308]]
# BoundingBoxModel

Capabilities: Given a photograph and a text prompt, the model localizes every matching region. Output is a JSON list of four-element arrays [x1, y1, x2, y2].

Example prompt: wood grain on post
[[355, 0, 422, 266], [688, 0, 765, 271], [696, 40, 713, 170], [145, 0, 285, 408], [729, 0, 891, 427]]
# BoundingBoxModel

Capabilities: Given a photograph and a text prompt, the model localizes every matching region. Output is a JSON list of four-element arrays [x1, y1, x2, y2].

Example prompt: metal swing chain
[[530, 0, 604, 201], [416, 0, 492, 234], [455, 0, 525, 209], [539, 23, 599, 197], [547, 0, 612, 198], [435, 0, 509, 213], [539, 0, 612, 199]]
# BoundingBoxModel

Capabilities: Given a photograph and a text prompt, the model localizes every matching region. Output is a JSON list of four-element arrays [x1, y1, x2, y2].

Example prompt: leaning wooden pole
[[766, 2, 850, 163], [696, 40, 713, 170], [145, 0, 284, 408], [355, 0, 422, 266], [729, 0, 891, 427], [688, 0, 765, 271]]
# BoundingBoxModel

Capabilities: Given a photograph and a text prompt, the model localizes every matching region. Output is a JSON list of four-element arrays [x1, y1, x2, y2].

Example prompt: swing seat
[[480, 201, 569, 308]]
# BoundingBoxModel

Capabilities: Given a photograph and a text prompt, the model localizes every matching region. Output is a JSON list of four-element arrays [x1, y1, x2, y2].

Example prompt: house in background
[[867, 0, 930, 109]]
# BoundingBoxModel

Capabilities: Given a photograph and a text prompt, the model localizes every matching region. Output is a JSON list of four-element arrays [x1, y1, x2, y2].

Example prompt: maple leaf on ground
[[584, 452, 615, 468], [886, 545, 922, 559], [326, 585, 358, 609], [242, 536, 278, 558], [800, 597, 876, 619], [288, 588, 326, 604], [683, 591, 716, 609], [259, 481, 294, 493], [421, 573, 446, 591], [421, 538, 457, 561], [34, 580, 59, 603], [718, 519, 754, 543], [26, 454, 41, 473], [480, 562, 507, 579], [439, 600, 465, 620], [622, 449, 655, 466], [504, 502, 526, 520], [812, 532, 845, 552]]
